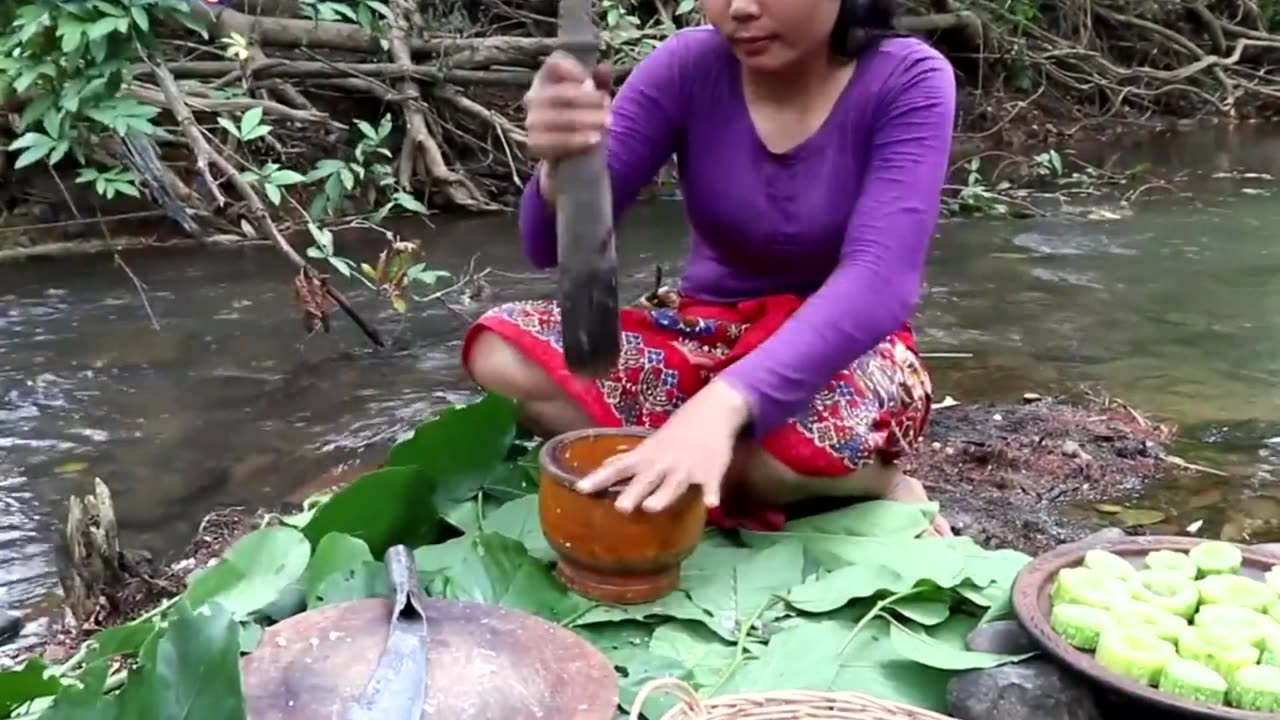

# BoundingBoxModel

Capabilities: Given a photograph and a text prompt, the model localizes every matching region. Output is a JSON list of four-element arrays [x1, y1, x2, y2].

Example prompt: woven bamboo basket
[[628, 679, 960, 720]]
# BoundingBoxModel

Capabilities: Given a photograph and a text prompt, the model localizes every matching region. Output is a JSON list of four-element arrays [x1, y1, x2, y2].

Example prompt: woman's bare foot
[[881, 467, 953, 537]]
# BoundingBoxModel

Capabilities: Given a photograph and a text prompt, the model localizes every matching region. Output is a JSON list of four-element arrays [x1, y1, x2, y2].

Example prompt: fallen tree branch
[[150, 58, 387, 348], [142, 60, 535, 86], [187, 0, 557, 68], [0, 235, 265, 262], [129, 83, 338, 126]]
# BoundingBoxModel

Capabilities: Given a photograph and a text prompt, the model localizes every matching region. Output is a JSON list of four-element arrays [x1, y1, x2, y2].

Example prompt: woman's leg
[[729, 448, 952, 536], [465, 329, 593, 437], [468, 328, 950, 536]]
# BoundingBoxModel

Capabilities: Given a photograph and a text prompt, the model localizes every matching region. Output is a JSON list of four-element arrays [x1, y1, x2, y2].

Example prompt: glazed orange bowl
[[538, 428, 706, 605]]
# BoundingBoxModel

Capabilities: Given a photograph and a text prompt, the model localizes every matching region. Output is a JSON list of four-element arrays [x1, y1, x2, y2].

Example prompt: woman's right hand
[[523, 51, 614, 164]]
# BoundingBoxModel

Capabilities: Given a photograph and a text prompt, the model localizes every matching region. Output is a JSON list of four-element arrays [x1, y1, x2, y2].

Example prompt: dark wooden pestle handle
[[554, 0, 621, 378]]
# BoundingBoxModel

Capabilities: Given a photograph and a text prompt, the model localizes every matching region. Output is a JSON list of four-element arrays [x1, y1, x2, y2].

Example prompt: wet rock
[[0, 610, 22, 645], [1061, 527, 1128, 551], [947, 658, 1102, 720], [966, 620, 1038, 655]]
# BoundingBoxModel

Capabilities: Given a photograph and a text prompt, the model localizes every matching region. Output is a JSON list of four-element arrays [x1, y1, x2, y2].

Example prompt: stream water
[[1, 123, 1279, 642]]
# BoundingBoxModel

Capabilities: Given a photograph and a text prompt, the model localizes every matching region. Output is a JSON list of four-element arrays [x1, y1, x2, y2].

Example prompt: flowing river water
[[1, 123, 1279, 643]]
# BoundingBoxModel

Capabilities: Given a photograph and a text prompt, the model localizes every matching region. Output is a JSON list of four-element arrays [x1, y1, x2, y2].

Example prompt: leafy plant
[[0, 394, 1035, 720]]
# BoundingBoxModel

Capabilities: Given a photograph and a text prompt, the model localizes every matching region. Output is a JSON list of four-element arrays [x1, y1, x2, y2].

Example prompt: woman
[[463, 0, 956, 536]]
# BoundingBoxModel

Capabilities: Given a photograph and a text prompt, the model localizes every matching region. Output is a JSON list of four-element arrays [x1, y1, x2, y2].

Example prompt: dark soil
[[905, 395, 1176, 555]]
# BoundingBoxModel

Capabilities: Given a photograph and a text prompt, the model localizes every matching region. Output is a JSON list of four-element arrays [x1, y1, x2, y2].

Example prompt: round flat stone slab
[[241, 597, 617, 720]]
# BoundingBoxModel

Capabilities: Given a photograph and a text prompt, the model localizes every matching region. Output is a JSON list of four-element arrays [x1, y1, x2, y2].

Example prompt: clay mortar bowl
[[538, 427, 706, 604]]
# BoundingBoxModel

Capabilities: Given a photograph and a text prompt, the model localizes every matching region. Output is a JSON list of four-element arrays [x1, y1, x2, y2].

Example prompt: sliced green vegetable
[[1228, 664, 1280, 711], [1189, 541, 1244, 577], [1112, 599, 1187, 644], [1197, 574, 1277, 612], [1178, 625, 1261, 681], [1158, 657, 1228, 705], [1144, 550, 1197, 579], [1052, 567, 1129, 611], [1083, 550, 1136, 579], [1128, 570, 1200, 619], [1095, 626, 1176, 686], [1051, 603, 1113, 650]]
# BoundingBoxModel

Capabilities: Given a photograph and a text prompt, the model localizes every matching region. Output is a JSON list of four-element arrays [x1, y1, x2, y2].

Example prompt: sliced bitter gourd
[[1145, 550, 1198, 579], [1266, 601, 1280, 625], [1052, 567, 1129, 610], [1178, 625, 1262, 681], [1128, 570, 1200, 619], [1051, 603, 1113, 650], [1197, 574, 1277, 612], [1189, 541, 1244, 577], [1084, 550, 1136, 579], [1228, 664, 1280, 711], [1195, 605, 1275, 649], [1095, 626, 1177, 686], [1112, 599, 1188, 644], [1261, 630, 1280, 667], [1158, 657, 1228, 706]]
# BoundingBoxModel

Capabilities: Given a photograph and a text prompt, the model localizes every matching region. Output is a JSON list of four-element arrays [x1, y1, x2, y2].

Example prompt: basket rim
[[630, 678, 960, 720]]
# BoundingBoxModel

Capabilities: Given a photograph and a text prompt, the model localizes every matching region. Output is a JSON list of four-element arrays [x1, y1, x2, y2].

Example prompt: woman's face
[[701, 0, 838, 72]]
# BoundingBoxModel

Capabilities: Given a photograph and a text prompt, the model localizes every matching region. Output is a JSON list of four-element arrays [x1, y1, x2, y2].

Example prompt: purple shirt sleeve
[[518, 33, 691, 269], [717, 54, 957, 438]]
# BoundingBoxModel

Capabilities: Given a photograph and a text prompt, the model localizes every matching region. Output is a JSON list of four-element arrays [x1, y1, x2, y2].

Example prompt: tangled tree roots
[[9, 0, 1278, 218]]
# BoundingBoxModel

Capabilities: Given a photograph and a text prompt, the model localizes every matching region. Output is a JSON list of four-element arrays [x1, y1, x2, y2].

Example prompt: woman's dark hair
[[830, 0, 903, 57]]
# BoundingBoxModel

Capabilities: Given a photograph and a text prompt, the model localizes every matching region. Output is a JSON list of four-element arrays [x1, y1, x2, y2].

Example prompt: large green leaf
[[717, 617, 953, 712], [385, 394, 520, 503], [414, 533, 590, 623], [124, 601, 246, 719], [648, 622, 750, 689], [683, 541, 805, 638], [84, 620, 161, 664], [785, 564, 916, 614], [303, 532, 374, 602], [569, 592, 722, 638], [183, 526, 312, 620], [309, 560, 392, 608], [784, 501, 938, 538], [609, 648, 690, 720], [482, 495, 553, 562], [301, 466, 441, 556], [386, 393, 517, 470], [0, 659, 61, 716], [37, 661, 108, 720], [887, 618, 1032, 670]]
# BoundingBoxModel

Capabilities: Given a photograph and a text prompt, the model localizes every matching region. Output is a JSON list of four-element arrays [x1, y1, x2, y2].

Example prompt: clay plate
[[240, 597, 618, 720], [1012, 535, 1280, 720]]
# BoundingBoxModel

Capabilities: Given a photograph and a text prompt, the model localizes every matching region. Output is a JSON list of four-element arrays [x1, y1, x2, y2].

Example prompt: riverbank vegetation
[[5, 0, 1280, 231], [0, 393, 1035, 719]]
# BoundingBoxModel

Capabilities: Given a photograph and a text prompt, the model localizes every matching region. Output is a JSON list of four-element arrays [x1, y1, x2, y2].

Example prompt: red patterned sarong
[[461, 288, 932, 532]]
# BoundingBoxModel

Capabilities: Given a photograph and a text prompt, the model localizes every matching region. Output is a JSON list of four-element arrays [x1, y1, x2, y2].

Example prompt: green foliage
[[599, 0, 701, 63], [0, 0, 447, 318], [0, 0, 201, 172], [0, 394, 1035, 719]]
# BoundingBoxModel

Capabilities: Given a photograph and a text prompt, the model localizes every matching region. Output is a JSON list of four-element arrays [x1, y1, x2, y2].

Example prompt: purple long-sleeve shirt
[[520, 27, 956, 438]]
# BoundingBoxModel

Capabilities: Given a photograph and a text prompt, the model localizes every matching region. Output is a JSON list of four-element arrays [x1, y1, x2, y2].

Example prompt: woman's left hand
[[575, 381, 751, 513]]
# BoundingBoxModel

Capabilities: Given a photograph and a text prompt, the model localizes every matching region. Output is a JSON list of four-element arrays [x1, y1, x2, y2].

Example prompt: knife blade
[[346, 545, 430, 720]]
